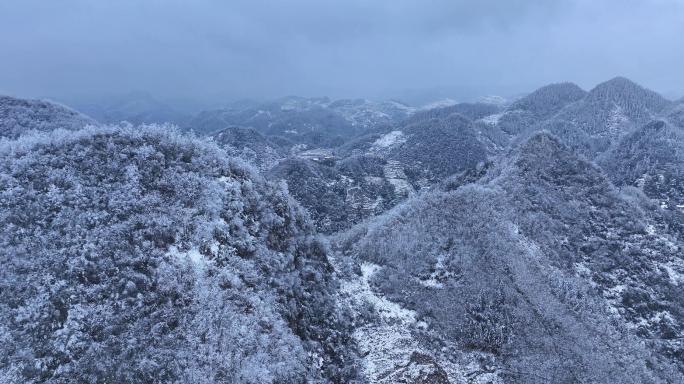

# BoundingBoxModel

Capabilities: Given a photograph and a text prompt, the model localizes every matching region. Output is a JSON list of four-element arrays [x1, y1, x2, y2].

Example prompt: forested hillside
[[2, 75, 683, 383], [332, 133, 683, 383], [0, 96, 96, 139], [0, 125, 357, 383]]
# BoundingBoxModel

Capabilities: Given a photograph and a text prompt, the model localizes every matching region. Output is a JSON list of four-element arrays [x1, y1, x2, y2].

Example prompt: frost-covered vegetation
[[332, 133, 683, 383], [2, 75, 684, 383], [0, 96, 95, 139], [0, 125, 357, 383]]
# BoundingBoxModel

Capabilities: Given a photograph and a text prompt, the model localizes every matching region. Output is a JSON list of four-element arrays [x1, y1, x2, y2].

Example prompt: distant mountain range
[[1, 76, 683, 383]]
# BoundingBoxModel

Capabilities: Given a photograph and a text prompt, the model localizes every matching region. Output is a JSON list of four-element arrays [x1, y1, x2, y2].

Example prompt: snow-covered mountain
[[2, 76, 683, 383], [0, 124, 358, 383], [508, 82, 587, 118], [212, 126, 287, 171], [0, 95, 96, 139], [600, 120, 684, 215], [333, 133, 683, 382], [186, 96, 415, 141]]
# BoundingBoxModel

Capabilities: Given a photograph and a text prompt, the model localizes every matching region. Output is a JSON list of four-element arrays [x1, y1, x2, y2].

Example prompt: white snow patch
[[418, 277, 444, 289], [337, 261, 422, 381], [168, 246, 206, 268], [417, 254, 450, 289], [480, 112, 504, 126], [331, 254, 503, 383], [383, 160, 415, 197], [364, 175, 384, 185], [388, 178, 414, 197], [355, 324, 420, 380], [342, 262, 417, 323], [659, 259, 684, 286], [573, 262, 591, 277], [605, 104, 629, 136], [363, 196, 383, 211], [607, 284, 627, 296], [372, 130, 405, 148]]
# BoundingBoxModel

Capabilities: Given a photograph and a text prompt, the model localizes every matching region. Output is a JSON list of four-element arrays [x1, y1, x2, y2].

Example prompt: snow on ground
[[167, 246, 205, 267], [337, 261, 420, 381], [659, 258, 684, 286], [605, 104, 629, 137], [416, 254, 449, 289], [345, 187, 383, 212], [383, 160, 415, 197], [333, 258, 502, 383], [480, 112, 504, 126], [342, 262, 417, 323], [372, 130, 406, 149]]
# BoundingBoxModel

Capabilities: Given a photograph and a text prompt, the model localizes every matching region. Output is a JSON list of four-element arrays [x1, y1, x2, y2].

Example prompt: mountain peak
[[526, 81, 585, 96], [577, 77, 672, 127], [590, 76, 642, 94], [511, 82, 587, 117], [506, 131, 614, 194], [589, 76, 668, 105]]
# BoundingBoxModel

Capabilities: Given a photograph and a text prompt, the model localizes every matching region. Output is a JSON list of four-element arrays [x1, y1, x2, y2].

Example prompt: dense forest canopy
[[1, 74, 683, 383]]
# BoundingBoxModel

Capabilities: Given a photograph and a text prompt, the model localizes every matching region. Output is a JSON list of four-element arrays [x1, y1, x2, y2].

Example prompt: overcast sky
[[0, 0, 683, 106]]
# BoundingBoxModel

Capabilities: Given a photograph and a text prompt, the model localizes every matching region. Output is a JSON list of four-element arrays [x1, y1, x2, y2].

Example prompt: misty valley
[[2, 1, 684, 383]]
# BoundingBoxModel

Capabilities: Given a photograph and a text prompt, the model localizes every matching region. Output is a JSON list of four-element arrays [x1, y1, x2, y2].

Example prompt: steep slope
[[268, 155, 406, 233], [390, 114, 489, 181], [0, 96, 96, 139], [547, 77, 672, 156], [341, 113, 492, 180], [476, 82, 586, 145], [333, 133, 683, 383], [666, 102, 684, 128], [212, 126, 287, 170], [600, 120, 684, 216], [0, 126, 357, 383], [481, 78, 673, 159], [268, 113, 492, 233], [508, 82, 587, 119]]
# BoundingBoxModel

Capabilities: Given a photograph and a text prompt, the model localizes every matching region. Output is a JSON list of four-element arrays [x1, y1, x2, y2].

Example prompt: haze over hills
[[0, 96, 96, 139], [1, 76, 684, 383], [70, 92, 192, 126]]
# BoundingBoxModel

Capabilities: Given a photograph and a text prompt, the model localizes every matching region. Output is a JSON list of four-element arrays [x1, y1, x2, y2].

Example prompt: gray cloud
[[0, 0, 682, 105]]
